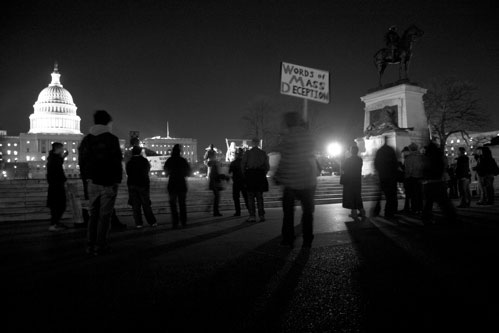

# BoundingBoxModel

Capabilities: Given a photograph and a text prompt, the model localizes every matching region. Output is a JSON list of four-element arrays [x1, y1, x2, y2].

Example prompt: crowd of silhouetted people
[[45, 110, 498, 255], [340, 136, 498, 226], [45, 110, 320, 254]]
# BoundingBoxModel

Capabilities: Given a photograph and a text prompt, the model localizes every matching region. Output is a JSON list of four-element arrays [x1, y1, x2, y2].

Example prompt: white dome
[[28, 64, 81, 135], [37, 85, 75, 106]]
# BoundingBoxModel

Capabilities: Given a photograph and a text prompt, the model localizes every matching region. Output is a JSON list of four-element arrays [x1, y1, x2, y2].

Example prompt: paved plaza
[[2, 198, 499, 332]]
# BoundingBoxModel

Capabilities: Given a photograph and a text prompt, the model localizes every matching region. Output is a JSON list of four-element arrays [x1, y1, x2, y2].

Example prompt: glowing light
[[327, 142, 343, 158]]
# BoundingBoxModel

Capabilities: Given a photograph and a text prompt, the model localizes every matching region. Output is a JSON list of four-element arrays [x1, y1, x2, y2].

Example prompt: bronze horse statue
[[374, 25, 424, 86]]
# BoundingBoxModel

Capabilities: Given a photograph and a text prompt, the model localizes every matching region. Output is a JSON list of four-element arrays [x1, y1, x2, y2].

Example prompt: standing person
[[403, 142, 424, 214], [46, 142, 69, 231], [341, 145, 366, 219], [164, 144, 191, 228], [78, 110, 123, 255], [126, 146, 157, 228], [421, 141, 457, 225], [399, 146, 410, 213], [456, 147, 471, 208], [229, 148, 248, 216], [208, 158, 226, 217], [274, 112, 318, 248], [204, 144, 216, 178], [475, 146, 499, 205], [242, 138, 270, 222], [373, 137, 399, 218]]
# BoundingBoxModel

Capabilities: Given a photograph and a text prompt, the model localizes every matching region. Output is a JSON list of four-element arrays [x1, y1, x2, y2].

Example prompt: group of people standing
[[340, 136, 498, 226], [45, 110, 321, 254]]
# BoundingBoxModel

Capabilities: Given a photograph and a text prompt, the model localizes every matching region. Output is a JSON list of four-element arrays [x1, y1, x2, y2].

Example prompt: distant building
[[1, 63, 84, 179], [142, 124, 197, 164], [445, 130, 499, 159]]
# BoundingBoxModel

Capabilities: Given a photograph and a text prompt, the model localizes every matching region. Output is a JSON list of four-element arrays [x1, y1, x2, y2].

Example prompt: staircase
[[0, 176, 385, 222]]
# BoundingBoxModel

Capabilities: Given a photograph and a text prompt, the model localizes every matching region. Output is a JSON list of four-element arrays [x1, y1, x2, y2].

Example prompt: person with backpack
[[78, 110, 123, 255]]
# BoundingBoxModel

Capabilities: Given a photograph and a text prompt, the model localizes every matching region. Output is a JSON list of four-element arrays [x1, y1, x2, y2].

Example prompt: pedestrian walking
[[373, 137, 399, 218], [126, 146, 157, 228], [164, 144, 191, 228], [421, 141, 457, 225], [78, 110, 123, 255], [456, 147, 471, 208], [274, 112, 319, 248], [46, 142, 68, 231], [341, 145, 366, 219], [242, 138, 269, 222], [229, 148, 248, 216]]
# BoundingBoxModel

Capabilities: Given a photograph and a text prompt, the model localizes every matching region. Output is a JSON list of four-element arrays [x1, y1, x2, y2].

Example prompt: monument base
[[356, 129, 429, 176]]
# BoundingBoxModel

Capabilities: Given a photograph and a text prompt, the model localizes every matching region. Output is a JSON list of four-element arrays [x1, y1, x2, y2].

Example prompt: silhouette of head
[[350, 145, 359, 156], [131, 146, 142, 156], [130, 137, 140, 147], [172, 144, 181, 157], [51, 142, 64, 154], [93, 110, 112, 125]]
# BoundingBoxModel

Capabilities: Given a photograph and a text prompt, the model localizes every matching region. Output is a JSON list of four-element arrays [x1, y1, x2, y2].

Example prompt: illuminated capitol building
[[0, 63, 83, 179], [0, 64, 197, 179]]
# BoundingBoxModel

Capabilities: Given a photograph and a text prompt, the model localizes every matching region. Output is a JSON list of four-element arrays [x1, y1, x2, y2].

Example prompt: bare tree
[[424, 77, 489, 146], [241, 96, 281, 150]]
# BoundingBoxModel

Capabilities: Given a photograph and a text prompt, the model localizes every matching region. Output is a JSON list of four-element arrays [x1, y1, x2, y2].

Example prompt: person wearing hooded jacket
[[78, 110, 122, 255]]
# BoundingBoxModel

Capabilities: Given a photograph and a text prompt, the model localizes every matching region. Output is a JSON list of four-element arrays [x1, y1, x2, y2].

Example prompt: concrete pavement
[[2, 198, 499, 332]]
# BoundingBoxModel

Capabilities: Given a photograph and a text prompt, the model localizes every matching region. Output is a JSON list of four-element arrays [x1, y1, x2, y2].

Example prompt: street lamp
[[327, 142, 343, 158], [326, 142, 343, 175]]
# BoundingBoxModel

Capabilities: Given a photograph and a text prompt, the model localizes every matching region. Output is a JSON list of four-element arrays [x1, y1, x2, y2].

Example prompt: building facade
[[142, 136, 197, 164], [1, 64, 84, 179], [445, 130, 499, 159]]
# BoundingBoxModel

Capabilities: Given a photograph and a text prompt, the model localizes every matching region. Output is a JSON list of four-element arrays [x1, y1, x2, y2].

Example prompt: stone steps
[[0, 176, 384, 222]]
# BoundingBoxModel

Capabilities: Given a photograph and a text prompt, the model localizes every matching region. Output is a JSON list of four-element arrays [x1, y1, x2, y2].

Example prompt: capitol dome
[[28, 63, 81, 134]]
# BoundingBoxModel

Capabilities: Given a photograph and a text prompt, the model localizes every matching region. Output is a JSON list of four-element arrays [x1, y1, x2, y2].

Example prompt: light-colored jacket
[[274, 126, 318, 190]]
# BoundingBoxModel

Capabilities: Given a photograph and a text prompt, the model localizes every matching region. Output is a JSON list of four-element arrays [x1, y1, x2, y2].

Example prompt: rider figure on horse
[[384, 25, 400, 61]]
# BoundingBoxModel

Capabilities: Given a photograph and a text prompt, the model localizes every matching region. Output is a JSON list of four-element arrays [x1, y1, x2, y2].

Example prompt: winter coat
[[126, 155, 151, 187], [164, 155, 191, 193], [78, 125, 123, 186], [46, 151, 66, 208]]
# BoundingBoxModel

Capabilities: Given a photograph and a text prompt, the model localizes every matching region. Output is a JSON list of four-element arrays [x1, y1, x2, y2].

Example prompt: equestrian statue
[[374, 25, 424, 86]]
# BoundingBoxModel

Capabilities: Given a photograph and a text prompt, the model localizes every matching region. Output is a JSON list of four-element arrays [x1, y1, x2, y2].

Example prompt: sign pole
[[303, 98, 308, 123]]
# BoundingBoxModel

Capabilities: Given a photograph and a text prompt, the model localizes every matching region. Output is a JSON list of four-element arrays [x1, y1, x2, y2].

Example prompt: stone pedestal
[[357, 83, 430, 175]]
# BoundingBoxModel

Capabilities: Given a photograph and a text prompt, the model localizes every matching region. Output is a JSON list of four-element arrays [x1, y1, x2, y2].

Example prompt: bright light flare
[[327, 142, 343, 157]]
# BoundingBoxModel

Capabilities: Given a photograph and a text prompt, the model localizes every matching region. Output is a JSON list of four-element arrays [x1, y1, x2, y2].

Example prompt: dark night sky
[[1, 0, 498, 157]]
